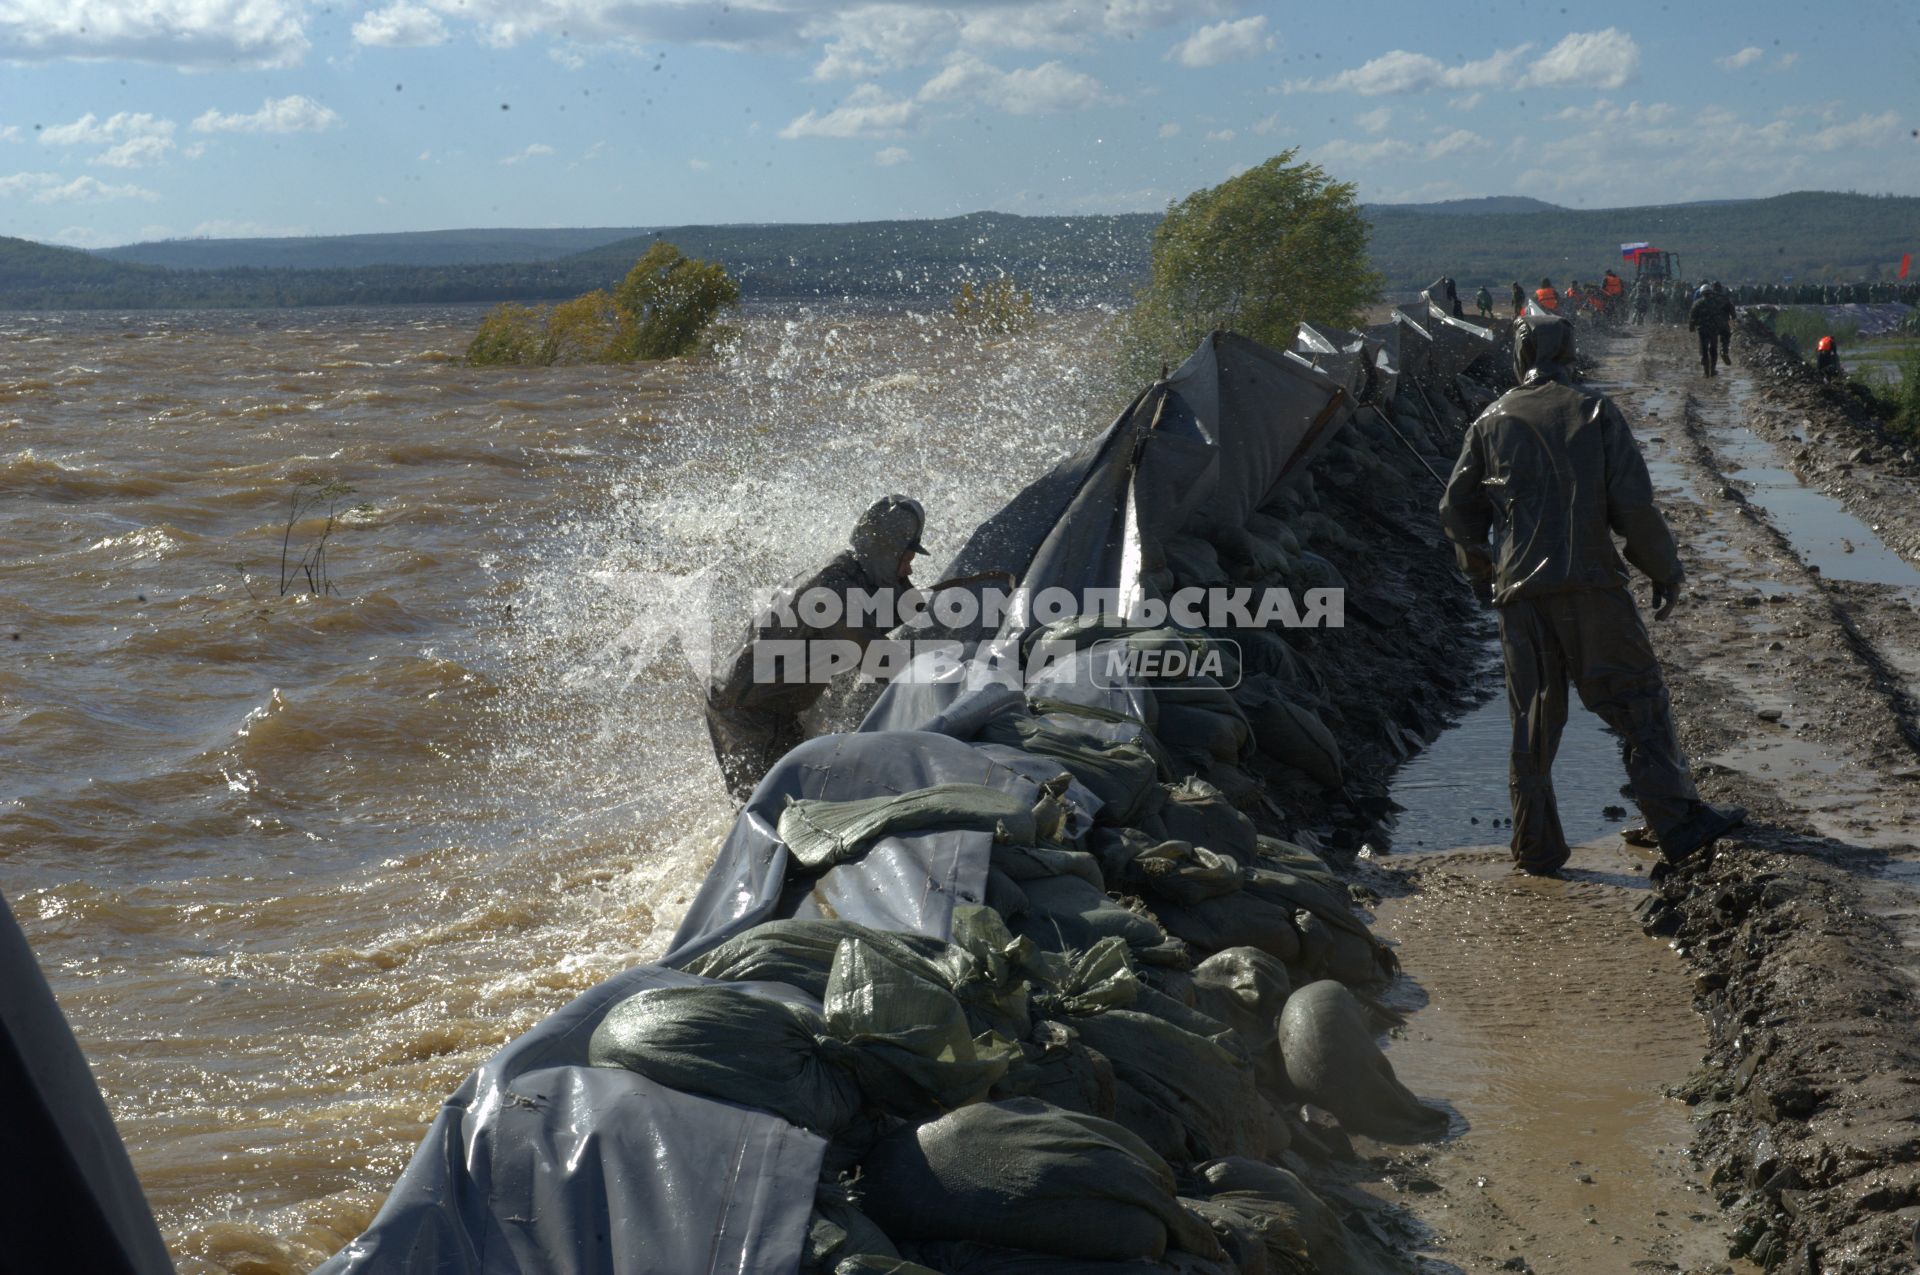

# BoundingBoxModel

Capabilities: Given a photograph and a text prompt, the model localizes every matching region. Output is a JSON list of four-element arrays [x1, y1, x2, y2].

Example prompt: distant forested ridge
[[4, 192, 1916, 311]]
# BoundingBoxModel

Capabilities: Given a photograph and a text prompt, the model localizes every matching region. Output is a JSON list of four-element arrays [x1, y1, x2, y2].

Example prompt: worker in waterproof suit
[[704, 495, 927, 801], [1439, 313, 1744, 875]]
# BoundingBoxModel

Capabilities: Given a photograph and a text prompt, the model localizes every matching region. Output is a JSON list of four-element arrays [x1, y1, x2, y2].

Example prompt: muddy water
[[0, 305, 1115, 1272]]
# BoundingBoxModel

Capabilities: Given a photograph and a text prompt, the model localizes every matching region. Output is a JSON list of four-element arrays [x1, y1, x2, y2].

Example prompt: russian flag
[[1620, 241, 1651, 259]]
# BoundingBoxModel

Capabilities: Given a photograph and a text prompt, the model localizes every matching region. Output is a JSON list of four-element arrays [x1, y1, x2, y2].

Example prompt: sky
[[2, 0, 1917, 247]]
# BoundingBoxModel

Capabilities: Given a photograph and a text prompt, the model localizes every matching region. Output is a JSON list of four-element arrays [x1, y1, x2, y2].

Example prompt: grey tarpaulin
[[314, 967, 826, 1275], [322, 327, 1356, 1274], [0, 890, 177, 1275]]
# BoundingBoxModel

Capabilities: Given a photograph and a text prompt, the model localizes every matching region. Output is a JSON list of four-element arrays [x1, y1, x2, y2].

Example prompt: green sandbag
[[1149, 683, 1252, 769], [1151, 778, 1259, 865], [976, 710, 1166, 828], [994, 843, 1107, 889], [1194, 1157, 1398, 1275], [1239, 862, 1393, 983], [1151, 892, 1302, 964], [1189, 948, 1293, 1095], [1014, 874, 1173, 960], [822, 936, 1012, 1118], [1068, 1008, 1265, 1163], [587, 985, 860, 1133], [834, 1261, 941, 1275], [1088, 828, 1241, 907], [990, 1019, 1116, 1119], [1234, 677, 1343, 791], [683, 919, 947, 1000], [1026, 936, 1141, 1019], [778, 783, 1046, 870], [802, 1183, 900, 1275], [901, 1240, 1189, 1273], [858, 1099, 1223, 1263]]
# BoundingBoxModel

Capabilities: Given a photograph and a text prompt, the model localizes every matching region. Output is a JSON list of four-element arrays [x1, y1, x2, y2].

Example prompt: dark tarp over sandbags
[[777, 783, 1061, 871], [1277, 980, 1450, 1144], [976, 708, 1167, 829], [1015, 873, 1184, 966], [858, 1098, 1224, 1264]]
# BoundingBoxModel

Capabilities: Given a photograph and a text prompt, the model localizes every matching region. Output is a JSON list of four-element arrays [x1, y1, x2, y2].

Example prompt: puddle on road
[[1366, 848, 1735, 1273], [1388, 645, 1634, 853], [1702, 381, 1920, 589]]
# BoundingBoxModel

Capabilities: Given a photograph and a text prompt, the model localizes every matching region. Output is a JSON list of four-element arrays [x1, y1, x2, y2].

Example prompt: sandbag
[[822, 936, 1012, 1117], [683, 919, 946, 1001], [1069, 1009, 1265, 1163], [859, 1099, 1224, 1263], [977, 710, 1165, 827], [1088, 829, 1241, 907], [1026, 936, 1142, 1019], [1161, 535, 1228, 588], [1190, 948, 1293, 1095], [901, 1241, 1185, 1273], [1277, 980, 1449, 1143], [779, 783, 1050, 870], [1015, 873, 1174, 960], [803, 1184, 900, 1274], [1195, 1157, 1397, 1275], [990, 1019, 1116, 1119], [1151, 892, 1302, 964], [1148, 682, 1251, 770], [587, 985, 861, 1134], [994, 843, 1107, 889], [1149, 778, 1258, 865], [1235, 678, 1343, 791]]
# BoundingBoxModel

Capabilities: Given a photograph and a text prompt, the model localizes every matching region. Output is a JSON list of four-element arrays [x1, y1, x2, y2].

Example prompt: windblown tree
[[1118, 151, 1382, 384], [464, 241, 738, 366]]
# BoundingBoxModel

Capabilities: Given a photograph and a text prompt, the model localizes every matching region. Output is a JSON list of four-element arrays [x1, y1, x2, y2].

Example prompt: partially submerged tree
[[612, 241, 741, 360], [1118, 151, 1382, 385], [953, 277, 1035, 336], [463, 242, 739, 366]]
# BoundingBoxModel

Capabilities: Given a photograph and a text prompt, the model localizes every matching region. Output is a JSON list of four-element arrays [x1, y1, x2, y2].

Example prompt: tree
[[465, 302, 546, 366], [611, 241, 741, 360], [1117, 151, 1382, 384], [952, 277, 1035, 335], [544, 288, 624, 364]]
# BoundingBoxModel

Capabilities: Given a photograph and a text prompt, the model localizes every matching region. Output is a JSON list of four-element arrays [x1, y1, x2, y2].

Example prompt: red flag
[[1902, 253, 1912, 280]]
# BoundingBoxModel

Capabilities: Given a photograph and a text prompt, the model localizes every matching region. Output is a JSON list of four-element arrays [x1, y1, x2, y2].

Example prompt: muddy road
[[1353, 322, 1920, 1274]]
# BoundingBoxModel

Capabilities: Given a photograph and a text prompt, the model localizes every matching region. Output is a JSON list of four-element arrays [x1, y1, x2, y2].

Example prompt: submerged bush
[[953, 277, 1034, 336], [463, 243, 738, 366]]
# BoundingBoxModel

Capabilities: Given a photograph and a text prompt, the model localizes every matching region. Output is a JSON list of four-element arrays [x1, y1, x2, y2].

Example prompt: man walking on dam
[[705, 495, 928, 800], [1439, 313, 1744, 876]]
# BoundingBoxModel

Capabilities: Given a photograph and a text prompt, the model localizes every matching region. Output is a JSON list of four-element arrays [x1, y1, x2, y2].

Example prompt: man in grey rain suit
[[704, 495, 928, 801], [1440, 313, 1744, 875]]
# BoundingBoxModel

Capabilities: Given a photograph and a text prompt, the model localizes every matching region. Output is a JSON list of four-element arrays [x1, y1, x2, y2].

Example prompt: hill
[[4, 191, 1915, 310], [1365, 190, 1920, 288], [100, 227, 646, 271]]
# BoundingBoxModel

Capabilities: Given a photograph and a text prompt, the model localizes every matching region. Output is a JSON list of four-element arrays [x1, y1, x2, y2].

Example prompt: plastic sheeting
[[0, 891, 177, 1275]]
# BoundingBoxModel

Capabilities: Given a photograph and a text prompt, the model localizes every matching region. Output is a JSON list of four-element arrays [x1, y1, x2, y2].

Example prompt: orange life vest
[[1534, 287, 1560, 311], [1602, 274, 1624, 297]]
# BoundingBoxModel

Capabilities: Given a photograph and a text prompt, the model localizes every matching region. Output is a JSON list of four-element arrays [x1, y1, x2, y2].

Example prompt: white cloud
[[183, 141, 207, 158], [957, 0, 1213, 55], [1717, 46, 1764, 71], [686, 156, 710, 169], [192, 218, 309, 236], [40, 111, 174, 147], [1553, 98, 1675, 126], [0, 0, 308, 68], [1288, 29, 1637, 96], [918, 54, 1117, 115], [1776, 52, 1799, 70], [1158, 122, 1181, 138], [1355, 106, 1391, 134], [1524, 28, 1638, 90], [780, 83, 918, 139], [0, 126, 19, 142], [1313, 137, 1416, 166], [93, 136, 176, 168], [1206, 128, 1235, 142], [352, 2, 448, 47], [1426, 128, 1488, 159], [1810, 111, 1903, 151], [193, 96, 340, 135], [1251, 112, 1282, 136], [1448, 92, 1482, 112], [1168, 15, 1270, 69], [501, 143, 556, 165], [873, 145, 910, 166], [807, 5, 956, 79], [0, 171, 159, 203]]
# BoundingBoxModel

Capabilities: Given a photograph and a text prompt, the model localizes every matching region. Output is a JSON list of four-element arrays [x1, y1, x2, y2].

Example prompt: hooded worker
[[1439, 313, 1744, 875], [704, 495, 928, 801]]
